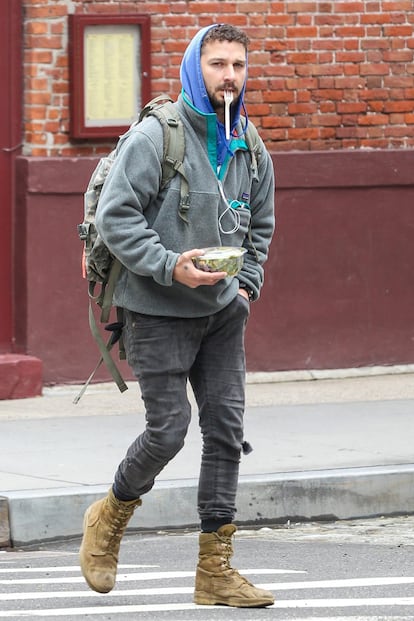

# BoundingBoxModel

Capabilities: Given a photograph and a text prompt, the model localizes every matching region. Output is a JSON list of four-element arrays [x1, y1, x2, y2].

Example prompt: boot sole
[[194, 592, 274, 607]]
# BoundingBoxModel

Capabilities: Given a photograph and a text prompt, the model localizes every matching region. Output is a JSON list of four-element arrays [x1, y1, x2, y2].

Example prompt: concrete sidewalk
[[1, 366, 414, 547]]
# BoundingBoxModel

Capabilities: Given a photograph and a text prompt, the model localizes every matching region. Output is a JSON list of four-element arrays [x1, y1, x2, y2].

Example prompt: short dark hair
[[201, 24, 250, 52]]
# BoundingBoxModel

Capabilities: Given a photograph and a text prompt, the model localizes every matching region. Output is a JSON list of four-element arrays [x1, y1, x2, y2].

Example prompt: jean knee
[[146, 410, 190, 462]]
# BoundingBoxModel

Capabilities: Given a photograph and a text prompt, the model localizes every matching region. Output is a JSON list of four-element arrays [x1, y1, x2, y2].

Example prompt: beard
[[208, 86, 239, 113]]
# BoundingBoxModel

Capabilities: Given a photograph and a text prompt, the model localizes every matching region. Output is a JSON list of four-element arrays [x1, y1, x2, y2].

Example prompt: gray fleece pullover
[[95, 95, 275, 318]]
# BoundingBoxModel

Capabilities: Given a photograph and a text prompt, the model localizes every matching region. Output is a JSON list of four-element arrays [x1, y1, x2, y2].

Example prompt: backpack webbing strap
[[244, 122, 261, 182], [73, 303, 128, 404], [138, 94, 174, 122], [243, 120, 262, 262], [75, 260, 127, 404], [149, 101, 190, 223], [99, 258, 123, 324]]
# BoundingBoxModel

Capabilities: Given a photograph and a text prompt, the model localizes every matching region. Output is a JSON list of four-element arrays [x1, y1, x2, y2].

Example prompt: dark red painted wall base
[[249, 150, 414, 372], [13, 150, 414, 386], [0, 354, 42, 399]]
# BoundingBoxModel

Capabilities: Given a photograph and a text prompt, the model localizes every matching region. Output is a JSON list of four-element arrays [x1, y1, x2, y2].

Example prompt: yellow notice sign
[[84, 25, 139, 126]]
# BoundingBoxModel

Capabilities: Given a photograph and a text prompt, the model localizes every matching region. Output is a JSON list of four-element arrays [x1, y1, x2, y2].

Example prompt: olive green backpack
[[74, 95, 189, 403]]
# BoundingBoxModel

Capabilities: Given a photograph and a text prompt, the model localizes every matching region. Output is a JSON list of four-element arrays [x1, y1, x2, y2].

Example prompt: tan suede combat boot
[[194, 524, 275, 607], [79, 488, 141, 593]]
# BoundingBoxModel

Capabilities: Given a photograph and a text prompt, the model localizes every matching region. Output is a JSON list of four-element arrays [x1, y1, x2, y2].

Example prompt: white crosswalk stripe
[[0, 566, 301, 585], [1, 562, 414, 618], [1, 575, 414, 601], [2, 598, 414, 617]]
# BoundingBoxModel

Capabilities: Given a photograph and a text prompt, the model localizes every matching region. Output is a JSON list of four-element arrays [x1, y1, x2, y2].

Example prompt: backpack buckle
[[77, 223, 89, 241]]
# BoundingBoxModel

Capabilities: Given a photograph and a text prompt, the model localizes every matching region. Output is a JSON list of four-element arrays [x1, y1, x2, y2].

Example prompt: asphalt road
[[1, 515, 414, 620]]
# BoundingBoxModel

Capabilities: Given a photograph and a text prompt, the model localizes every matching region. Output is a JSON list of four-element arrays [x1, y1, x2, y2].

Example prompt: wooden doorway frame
[[0, 0, 22, 352]]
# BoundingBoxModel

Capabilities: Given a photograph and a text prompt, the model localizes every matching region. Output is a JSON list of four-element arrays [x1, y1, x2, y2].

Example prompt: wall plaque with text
[[69, 15, 151, 139]]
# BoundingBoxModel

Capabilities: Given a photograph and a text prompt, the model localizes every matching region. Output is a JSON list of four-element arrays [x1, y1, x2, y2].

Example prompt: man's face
[[200, 39, 247, 119]]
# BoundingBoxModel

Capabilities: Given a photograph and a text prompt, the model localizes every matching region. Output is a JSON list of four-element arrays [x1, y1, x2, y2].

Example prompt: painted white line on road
[[0, 564, 157, 573], [271, 618, 414, 621], [2, 598, 414, 616], [264, 576, 414, 590], [1, 575, 414, 601], [0, 567, 303, 585], [269, 598, 414, 609]]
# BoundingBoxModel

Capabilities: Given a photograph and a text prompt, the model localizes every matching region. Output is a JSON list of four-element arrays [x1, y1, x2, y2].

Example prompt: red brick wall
[[23, 0, 414, 156]]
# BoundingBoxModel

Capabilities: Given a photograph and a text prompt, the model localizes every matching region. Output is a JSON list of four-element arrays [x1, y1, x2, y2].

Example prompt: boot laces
[[104, 504, 134, 553], [218, 541, 232, 570], [218, 539, 255, 587]]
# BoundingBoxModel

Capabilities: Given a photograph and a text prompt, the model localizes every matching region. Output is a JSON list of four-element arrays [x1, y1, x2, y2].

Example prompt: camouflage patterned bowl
[[192, 247, 247, 277]]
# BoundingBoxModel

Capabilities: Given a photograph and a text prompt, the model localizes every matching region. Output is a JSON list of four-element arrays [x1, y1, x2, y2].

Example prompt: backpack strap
[[98, 257, 123, 323], [73, 259, 127, 404], [138, 94, 174, 121], [243, 121, 262, 183], [241, 120, 263, 263], [73, 299, 128, 404], [141, 96, 190, 223]]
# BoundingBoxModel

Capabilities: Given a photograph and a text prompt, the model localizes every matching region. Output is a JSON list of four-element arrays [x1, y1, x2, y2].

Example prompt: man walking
[[79, 23, 275, 608]]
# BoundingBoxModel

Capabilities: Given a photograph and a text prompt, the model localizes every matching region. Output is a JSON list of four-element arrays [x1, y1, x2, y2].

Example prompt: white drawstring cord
[[217, 180, 241, 234]]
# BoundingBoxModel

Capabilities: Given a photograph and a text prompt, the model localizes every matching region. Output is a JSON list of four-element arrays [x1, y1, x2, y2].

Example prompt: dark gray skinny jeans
[[114, 294, 250, 524]]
